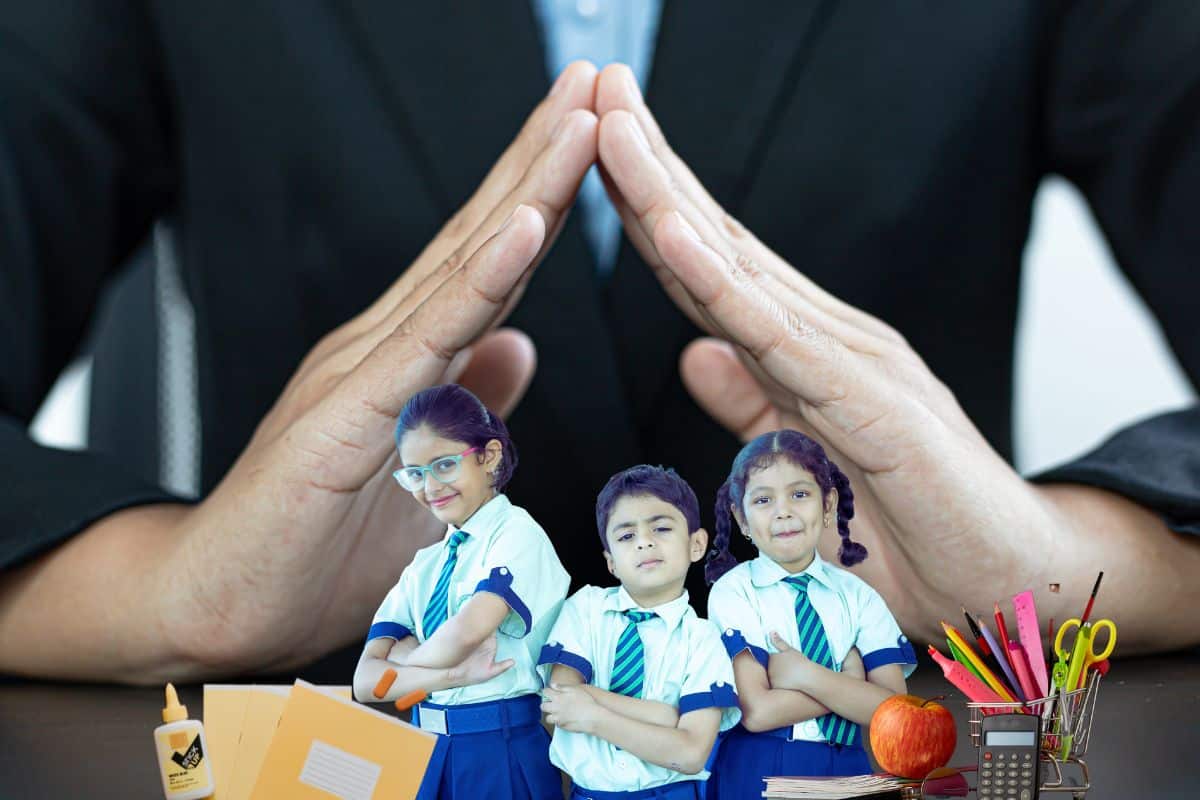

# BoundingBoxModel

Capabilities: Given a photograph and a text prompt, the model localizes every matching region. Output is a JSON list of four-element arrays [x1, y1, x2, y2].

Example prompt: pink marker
[[1008, 641, 1042, 713], [928, 645, 1008, 715]]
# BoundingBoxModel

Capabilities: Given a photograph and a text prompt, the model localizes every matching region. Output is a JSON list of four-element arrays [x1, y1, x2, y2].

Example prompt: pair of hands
[[541, 681, 604, 734], [99, 60, 1088, 680], [766, 632, 865, 693]]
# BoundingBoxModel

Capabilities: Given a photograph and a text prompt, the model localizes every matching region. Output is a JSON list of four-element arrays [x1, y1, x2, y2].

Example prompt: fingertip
[[547, 60, 599, 112], [595, 62, 637, 116], [494, 204, 546, 262]]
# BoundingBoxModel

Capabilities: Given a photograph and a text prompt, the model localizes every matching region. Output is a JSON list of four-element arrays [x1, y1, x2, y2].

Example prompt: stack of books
[[761, 774, 919, 799]]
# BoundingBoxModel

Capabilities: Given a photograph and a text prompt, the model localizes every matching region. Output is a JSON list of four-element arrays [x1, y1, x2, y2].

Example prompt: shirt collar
[[605, 585, 693, 632], [442, 492, 510, 543], [749, 550, 835, 591]]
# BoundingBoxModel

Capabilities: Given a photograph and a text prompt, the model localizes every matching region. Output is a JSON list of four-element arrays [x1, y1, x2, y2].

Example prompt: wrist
[[585, 702, 615, 736]]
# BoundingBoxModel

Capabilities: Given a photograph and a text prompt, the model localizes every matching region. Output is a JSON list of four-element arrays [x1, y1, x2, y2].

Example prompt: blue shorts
[[413, 695, 561, 800], [706, 725, 871, 799]]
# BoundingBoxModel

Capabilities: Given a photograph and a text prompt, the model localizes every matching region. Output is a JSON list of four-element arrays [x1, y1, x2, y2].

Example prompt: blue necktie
[[782, 574, 861, 746], [421, 530, 469, 637], [610, 610, 656, 698]]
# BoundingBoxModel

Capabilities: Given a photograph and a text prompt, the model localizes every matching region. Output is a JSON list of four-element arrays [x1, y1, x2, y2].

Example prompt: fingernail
[[499, 205, 524, 233], [674, 211, 702, 243]]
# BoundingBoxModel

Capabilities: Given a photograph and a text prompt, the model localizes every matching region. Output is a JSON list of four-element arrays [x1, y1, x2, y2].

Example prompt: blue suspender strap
[[412, 694, 542, 736], [570, 780, 703, 800]]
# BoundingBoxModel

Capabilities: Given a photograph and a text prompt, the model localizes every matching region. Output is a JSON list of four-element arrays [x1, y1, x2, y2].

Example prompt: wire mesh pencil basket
[[966, 671, 1103, 798]]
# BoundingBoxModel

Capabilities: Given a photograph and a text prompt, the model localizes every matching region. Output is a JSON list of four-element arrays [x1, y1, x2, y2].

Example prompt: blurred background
[[28, 176, 1197, 482]]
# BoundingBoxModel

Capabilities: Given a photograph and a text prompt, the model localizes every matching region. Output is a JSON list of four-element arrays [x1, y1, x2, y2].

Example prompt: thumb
[[680, 338, 778, 442], [453, 328, 537, 419], [770, 631, 794, 651]]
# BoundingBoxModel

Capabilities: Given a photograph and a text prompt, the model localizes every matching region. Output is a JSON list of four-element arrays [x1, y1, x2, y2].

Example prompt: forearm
[[1033, 484, 1200, 653], [582, 685, 680, 727], [739, 682, 831, 732], [0, 504, 203, 684], [588, 707, 710, 775], [405, 616, 484, 668], [799, 666, 895, 726], [352, 655, 453, 703]]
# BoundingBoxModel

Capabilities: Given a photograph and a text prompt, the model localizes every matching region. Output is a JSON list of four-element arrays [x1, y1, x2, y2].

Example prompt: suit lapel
[[607, 0, 835, 434]]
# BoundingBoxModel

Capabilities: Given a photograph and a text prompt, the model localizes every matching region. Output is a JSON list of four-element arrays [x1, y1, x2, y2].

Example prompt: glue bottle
[[152, 683, 215, 799]]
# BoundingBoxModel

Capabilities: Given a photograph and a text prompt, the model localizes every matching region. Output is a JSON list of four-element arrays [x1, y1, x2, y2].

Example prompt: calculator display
[[984, 730, 1037, 747]]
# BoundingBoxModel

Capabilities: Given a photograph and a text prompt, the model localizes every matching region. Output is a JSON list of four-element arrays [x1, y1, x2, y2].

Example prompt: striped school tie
[[782, 574, 861, 746], [609, 610, 656, 698], [421, 530, 470, 637]]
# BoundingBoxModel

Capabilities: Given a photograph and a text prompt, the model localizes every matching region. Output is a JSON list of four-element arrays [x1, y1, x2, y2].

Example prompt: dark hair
[[595, 465, 702, 551], [395, 384, 517, 491], [705, 429, 866, 584]]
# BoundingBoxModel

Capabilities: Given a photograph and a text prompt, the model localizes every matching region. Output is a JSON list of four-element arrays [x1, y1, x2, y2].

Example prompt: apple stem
[[920, 696, 946, 709]]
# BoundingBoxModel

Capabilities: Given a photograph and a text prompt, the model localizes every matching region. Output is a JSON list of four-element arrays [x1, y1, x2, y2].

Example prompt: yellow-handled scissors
[[1055, 618, 1117, 691]]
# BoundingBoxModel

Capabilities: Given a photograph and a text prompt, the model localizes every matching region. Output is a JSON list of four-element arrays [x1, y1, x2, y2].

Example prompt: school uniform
[[366, 493, 569, 800], [538, 585, 742, 800], [706, 552, 917, 797]]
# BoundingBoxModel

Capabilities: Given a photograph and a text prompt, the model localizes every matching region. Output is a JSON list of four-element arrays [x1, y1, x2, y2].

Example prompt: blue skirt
[[706, 726, 871, 800], [571, 780, 703, 800], [414, 696, 561, 800]]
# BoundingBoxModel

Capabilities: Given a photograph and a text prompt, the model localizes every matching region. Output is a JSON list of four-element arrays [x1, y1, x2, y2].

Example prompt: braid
[[829, 462, 867, 566], [705, 480, 740, 584]]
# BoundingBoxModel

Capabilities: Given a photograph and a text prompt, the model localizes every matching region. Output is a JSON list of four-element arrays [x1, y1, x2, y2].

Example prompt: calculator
[[978, 713, 1041, 800]]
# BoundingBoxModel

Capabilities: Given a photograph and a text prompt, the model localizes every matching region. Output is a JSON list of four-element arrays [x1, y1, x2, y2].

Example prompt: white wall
[[30, 177, 1197, 475]]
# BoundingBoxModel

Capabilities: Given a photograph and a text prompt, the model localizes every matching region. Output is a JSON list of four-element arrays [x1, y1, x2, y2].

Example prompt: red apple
[[869, 694, 957, 779]]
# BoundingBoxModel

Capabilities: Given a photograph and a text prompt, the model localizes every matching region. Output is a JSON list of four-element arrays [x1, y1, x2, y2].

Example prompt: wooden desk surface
[[2, 651, 1198, 799]]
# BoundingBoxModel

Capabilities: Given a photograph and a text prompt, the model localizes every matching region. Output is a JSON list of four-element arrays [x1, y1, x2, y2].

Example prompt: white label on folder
[[299, 739, 382, 800]]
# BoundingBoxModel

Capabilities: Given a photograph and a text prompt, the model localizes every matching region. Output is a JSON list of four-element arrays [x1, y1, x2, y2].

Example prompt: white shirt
[[539, 585, 741, 792], [367, 493, 569, 705], [707, 551, 917, 743]]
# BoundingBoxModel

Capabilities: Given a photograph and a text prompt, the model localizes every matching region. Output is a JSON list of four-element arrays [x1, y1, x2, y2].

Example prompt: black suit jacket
[[3, 1, 1199, 654]]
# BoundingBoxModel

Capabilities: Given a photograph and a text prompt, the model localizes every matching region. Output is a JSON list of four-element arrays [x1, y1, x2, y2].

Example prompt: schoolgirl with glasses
[[352, 383, 569, 800]]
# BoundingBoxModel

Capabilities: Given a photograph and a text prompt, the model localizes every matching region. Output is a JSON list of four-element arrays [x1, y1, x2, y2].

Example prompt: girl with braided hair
[[704, 429, 917, 796]]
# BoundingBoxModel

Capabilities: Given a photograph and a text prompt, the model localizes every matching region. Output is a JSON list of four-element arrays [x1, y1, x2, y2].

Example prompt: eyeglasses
[[393, 447, 480, 492]]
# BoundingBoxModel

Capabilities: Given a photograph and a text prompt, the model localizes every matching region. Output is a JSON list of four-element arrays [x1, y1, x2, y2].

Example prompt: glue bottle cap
[[162, 682, 188, 723]]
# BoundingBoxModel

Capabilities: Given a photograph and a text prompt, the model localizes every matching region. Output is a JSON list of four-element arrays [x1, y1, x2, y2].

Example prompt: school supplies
[[761, 773, 909, 798], [946, 636, 985, 683], [975, 614, 1023, 702], [1007, 641, 1041, 712], [927, 645, 1006, 710], [1079, 571, 1104, 624], [977, 713, 1041, 799], [1011, 591, 1049, 698], [154, 684, 215, 800], [203, 684, 351, 800], [248, 680, 436, 800], [941, 621, 1016, 702], [1055, 618, 1117, 691], [993, 602, 1014, 654]]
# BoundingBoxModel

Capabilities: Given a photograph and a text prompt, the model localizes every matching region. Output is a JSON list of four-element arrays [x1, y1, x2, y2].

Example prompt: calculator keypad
[[977, 751, 1037, 799]]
